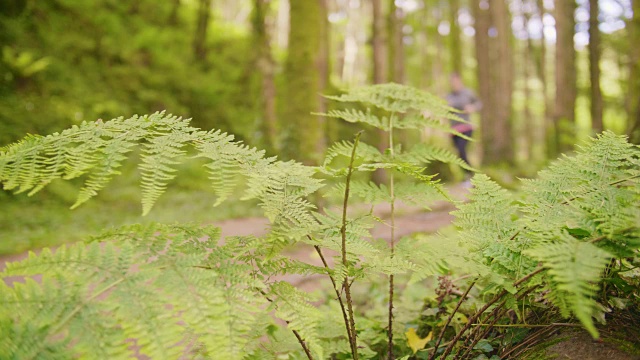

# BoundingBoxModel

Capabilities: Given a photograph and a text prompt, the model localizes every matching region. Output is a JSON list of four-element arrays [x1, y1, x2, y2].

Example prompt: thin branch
[[439, 266, 544, 359], [259, 289, 314, 360], [292, 329, 315, 360], [387, 113, 396, 360], [459, 286, 540, 359], [471, 322, 580, 328], [312, 242, 355, 349], [341, 131, 364, 360], [429, 279, 477, 360]]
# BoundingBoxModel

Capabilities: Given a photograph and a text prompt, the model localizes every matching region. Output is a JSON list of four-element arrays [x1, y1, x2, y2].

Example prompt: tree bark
[[252, 0, 278, 153], [524, 4, 534, 161], [473, 0, 493, 164], [449, 0, 462, 74], [490, 0, 514, 164], [626, 0, 640, 143], [387, 0, 404, 84], [168, 0, 180, 26], [372, 0, 388, 184], [474, 0, 514, 165], [553, 0, 577, 154], [535, 0, 554, 158], [282, 0, 328, 165], [589, 0, 604, 133], [193, 0, 212, 62]]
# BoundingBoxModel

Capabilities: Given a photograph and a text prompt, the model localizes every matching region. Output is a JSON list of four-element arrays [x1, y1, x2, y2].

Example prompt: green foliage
[[1, 89, 639, 359]]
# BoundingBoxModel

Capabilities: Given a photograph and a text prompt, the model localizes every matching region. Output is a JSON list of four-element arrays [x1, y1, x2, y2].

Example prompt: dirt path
[[0, 184, 467, 272]]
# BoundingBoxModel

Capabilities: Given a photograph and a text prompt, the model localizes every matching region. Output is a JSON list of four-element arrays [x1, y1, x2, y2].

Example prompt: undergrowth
[[1, 84, 639, 359]]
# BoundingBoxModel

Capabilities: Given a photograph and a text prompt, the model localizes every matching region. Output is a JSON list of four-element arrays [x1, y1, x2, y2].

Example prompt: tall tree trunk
[[553, 0, 577, 154], [589, 0, 604, 133], [282, 0, 327, 165], [626, 0, 640, 143], [475, 0, 514, 165], [193, 0, 212, 61], [473, 0, 493, 164], [387, 0, 404, 83], [535, 0, 554, 158], [490, 0, 514, 164], [168, 0, 181, 26], [372, 0, 388, 184], [523, 5, 534, 161], [449, 0, 462, 74], [252, 0, 277, 153]]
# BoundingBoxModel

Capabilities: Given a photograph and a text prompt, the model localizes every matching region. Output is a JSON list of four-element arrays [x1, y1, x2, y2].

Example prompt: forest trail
[[0, 183, 466, 272], [3, 184, 636, 360]]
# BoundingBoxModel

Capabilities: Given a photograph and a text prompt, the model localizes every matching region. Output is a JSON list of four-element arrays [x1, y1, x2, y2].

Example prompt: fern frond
[[398, 143, 475, 172], [319, 108, 388, 130], [524, 231, 612, 337], [0, 223, 269, 359], [269, 281, 325, 359], [324, 83, 455, 118]]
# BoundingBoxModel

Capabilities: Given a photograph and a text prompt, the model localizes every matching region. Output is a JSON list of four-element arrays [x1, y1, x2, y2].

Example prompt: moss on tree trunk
[[282, 0, 327, 165]]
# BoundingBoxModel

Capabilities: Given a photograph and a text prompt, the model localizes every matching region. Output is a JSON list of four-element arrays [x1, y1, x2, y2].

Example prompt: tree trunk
[[474, 0, 514, 165], [449, 0, 462, 74], [535, 0, 554, 158], [553, 0, 577, 154], [387, 0, 404, 84], [473, 0, 493, 164], [168, 0, 180, 26], [282, 0, 327, 165], [524, 5, 534, 161], [252, 0, 278, 153], [490, 0, 514, 164], [372, 0, 388, 184], [626, 0, 640, 143], [589, 0, 604, 133], [193, 0, 212, 62]]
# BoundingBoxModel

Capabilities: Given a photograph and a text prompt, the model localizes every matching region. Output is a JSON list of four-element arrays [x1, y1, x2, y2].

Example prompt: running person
[[445, 72, 481, 172]]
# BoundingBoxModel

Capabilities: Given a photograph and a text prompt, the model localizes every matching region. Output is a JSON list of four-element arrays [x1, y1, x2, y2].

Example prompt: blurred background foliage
[[0, 0, 638, 254]]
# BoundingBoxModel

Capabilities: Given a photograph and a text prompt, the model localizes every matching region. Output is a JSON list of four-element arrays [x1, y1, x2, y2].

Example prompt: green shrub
[[1, 84, 639, 359]]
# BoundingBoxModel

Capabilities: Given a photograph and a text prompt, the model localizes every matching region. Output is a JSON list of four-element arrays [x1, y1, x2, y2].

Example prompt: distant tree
[[372, 0, 388, 184], [193, 0, 212, 61], [282, 0, 328, 164], [589, 0, 604, 133], [473, 0, 493, 163], [449, 0, 462, 74], [252, 0, 278, 153], [168, 0, 180, 26], [534, 0, 554, 157], [627, 0, 640, 143], [553, 0, 577, 153], [490, 0, 515, 164], [473, 0, 514, 165], [387, 0, 404, 84]]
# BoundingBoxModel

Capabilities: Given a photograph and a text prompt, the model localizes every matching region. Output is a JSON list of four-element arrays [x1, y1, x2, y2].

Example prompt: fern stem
[[471, 322, 580, 328], [387, 114, 396, 360], [341, 131, 363, 360], [312, 243, 355, 351], [429, 279, 477, 360], [24, 277, 127, 360], [259, 289, 315, 360], [459, 285, 540, 359], [439, 267, 544, 359], [292, 329, 315, 360]]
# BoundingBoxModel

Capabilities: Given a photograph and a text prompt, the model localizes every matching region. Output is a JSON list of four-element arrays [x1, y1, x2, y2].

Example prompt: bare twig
[[439, 266, 544, 359], [387, 114, 396, 360], [429, 279, 477, 360], [340, 131, 364, 360], [259, 289, 314, 360], [312, 242, 354, 350]]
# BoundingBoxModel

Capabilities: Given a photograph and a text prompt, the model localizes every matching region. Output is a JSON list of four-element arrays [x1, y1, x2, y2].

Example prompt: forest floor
[[1, 183, 638, 359]]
